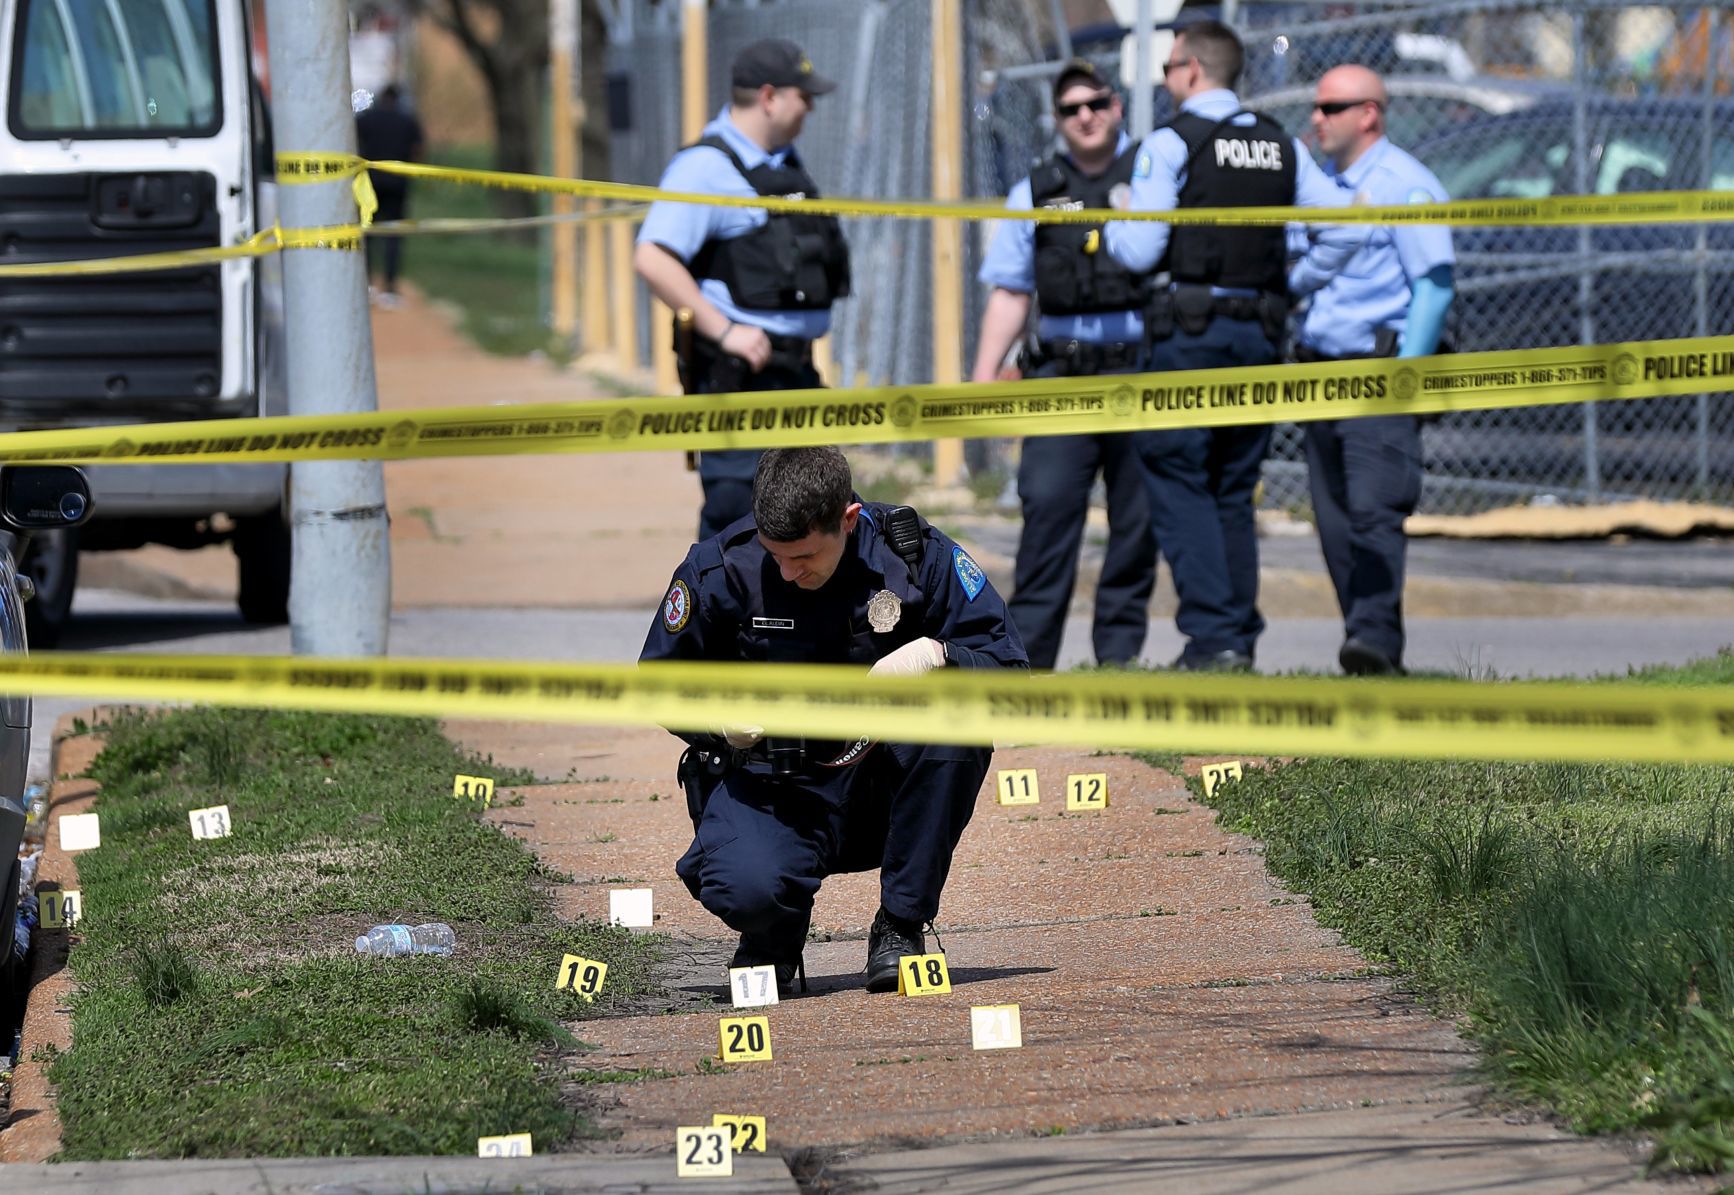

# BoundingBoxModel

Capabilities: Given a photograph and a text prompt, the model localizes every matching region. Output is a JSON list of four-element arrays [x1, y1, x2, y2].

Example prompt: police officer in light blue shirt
[[1291, 64, 1454, 676], [971, 60, 1156, 671], [1103, 20, 1363, 672], [635, 39, 850, 540]]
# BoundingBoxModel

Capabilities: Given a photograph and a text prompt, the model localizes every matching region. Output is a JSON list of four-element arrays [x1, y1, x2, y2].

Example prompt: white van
[[0, 0, 288, 641]]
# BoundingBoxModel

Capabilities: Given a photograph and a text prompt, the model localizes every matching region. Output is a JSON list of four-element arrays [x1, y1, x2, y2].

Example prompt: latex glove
[[870, 638, 946, 677], [719, 724, 764, 749]]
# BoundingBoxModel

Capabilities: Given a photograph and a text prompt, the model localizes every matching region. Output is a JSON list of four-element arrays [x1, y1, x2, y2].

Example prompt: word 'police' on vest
[[1216, 138, 1284, 171]]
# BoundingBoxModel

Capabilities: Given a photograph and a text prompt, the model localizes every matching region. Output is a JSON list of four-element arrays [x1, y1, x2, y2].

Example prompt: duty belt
[[1034, 339, 1142, 375]]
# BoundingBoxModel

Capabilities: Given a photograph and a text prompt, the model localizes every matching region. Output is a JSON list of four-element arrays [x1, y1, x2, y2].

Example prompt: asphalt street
[[28, 584, 1733, 787]]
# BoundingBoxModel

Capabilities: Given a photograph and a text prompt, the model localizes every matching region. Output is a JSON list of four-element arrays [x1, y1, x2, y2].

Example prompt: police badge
[[867, 589, 902, 633]]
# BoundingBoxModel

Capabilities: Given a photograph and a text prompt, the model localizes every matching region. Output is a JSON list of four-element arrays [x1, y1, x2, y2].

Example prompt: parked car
[[0, 0, 289, 643], [1411, 98, 1734, 490], [1244, 75, 1562, 158]]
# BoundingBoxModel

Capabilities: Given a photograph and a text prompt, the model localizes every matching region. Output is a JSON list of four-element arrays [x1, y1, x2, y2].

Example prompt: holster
[[1258, 292, 1290, 342], [1173, 284, 1214, 336], [677, 744, 743, 828], [1144, 290, 1175, 344]]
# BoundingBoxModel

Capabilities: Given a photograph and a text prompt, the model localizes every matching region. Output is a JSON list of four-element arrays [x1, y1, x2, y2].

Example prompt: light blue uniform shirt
[[1104, 89, 1363, 294], [637, 108, 832, 340], [1295, 137, 1455, 358], [978, 132, 1144, 345]]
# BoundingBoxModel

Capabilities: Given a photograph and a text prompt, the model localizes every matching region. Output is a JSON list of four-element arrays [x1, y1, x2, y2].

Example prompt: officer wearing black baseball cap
[[732, 38, 838, 95], [634, 39, 850, 539]]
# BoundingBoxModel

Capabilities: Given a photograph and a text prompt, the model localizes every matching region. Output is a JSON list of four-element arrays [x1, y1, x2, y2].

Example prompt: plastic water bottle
[[354, 923, 455, 957]]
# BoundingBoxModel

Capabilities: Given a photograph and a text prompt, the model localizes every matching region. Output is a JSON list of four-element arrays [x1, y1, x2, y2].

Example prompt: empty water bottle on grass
[[355, 923, 455, 956]]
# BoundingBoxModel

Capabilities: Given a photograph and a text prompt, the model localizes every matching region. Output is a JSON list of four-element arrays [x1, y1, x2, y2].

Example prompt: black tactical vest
[[1161, 111, 1295, 294], [688, 135, 851, 312], [1030, 147, 1151, 315]]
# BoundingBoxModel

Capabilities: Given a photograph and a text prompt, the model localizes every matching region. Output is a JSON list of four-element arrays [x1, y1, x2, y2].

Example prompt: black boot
[[865, 908, 925, 993], [729, 934, 808, 997]]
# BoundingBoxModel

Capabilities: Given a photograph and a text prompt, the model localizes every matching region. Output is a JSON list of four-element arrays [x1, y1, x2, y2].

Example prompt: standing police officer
[[972, 61, 1157, 671], [635, 40, 850, 540], [1105, 20, 1361, 671], [1291, 65, 1454, 676], [641, 447, 1027, 995]]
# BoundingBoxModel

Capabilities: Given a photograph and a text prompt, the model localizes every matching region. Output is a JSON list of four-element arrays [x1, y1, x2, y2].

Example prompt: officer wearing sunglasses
[[970, 60, 1157, 672], [1290, 65, 1455, 678], [1102, 20, 1363, 673]]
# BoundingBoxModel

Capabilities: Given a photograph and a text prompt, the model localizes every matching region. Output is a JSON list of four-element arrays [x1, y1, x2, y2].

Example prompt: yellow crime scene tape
[[0, 335, 1724, 466], [0, 652, 1729, 766], [0, 224, 363, 279], [280, 152, 1734, 229]]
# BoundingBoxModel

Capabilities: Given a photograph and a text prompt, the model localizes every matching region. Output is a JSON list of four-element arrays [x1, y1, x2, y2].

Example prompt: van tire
[[234, 511, 290, 625], [22, 529, 78, 648]]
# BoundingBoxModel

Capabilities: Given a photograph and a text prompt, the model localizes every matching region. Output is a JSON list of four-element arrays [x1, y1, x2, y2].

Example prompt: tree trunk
[[487, 60, 543, 220]]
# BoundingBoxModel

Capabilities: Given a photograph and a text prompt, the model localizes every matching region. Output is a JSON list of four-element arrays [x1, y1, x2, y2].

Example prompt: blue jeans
[[1135, 317, 1276, 662]]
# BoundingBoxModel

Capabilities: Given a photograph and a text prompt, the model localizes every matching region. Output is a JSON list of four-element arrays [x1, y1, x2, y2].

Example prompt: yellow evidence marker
[[453, 774, 495, 806], [996, 768, 1040, 806], [41, 889, 81, 928], [711, 1114, 767, 1153], [897, 952, 952, 996], [718, 1015, 773, 1063], [1065, 772, 1109, 810], [556, 953, 607, 1000], [676, 1125, 733, 1177], [188, 804, 232, 839], [971, 1004, 1023, 1050], [476, 1132, 532, 1157], [1200, 760, 1245, 798]]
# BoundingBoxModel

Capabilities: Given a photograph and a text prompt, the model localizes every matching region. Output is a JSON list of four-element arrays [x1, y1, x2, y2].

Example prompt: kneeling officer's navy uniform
[[640, 503, 1027, 988]]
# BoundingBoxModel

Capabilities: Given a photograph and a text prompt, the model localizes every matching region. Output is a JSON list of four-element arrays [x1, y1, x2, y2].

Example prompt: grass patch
[[397, 144, 562, 359], [53, 707, 665, 1159], [1163, 646, 1734, 1174]]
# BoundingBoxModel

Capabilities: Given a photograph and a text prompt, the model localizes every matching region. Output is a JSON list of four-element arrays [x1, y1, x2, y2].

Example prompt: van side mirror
[[0, 466, 92, 530]]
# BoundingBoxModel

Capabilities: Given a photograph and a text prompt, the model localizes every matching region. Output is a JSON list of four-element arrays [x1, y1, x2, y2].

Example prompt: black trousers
[[366, 183, 408, 289], [1008, 357, 1156, 669], [690, 355, 821, 542], [1302, 413, 1423, 663]]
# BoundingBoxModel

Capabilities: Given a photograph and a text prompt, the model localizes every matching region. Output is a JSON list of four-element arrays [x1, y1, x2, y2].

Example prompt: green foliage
[[1166, 650, 1734, 1172], [53, 708, 661, 1159]]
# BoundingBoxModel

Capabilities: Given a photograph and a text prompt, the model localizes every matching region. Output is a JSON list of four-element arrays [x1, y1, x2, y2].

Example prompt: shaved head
[[1312, 64, 1388, 169]]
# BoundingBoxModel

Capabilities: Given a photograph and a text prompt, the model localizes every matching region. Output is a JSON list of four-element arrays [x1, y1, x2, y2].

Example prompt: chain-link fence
[[605, 0, 1734, 513]]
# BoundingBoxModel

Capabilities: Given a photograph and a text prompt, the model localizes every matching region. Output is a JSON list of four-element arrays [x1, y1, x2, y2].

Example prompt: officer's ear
[[840, 502, 862, 535]]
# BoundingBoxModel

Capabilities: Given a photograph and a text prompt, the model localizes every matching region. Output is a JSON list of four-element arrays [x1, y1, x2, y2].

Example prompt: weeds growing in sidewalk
[[51, 707, 665, 1159], [1165, 647, 1734, 1174]]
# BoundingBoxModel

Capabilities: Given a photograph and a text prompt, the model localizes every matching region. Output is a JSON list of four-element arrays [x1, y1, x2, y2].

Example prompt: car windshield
[[1426, 110, 1731, 200], [11, 0, 219, 137]]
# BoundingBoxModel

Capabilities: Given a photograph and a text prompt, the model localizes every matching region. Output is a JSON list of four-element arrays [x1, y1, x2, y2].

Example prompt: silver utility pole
[[1131, 0, 1155, 139], [264, 0, 392, 656]]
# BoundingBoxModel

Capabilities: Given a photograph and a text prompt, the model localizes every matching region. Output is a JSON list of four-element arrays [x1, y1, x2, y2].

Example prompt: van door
[[0, 0, 257, 424]]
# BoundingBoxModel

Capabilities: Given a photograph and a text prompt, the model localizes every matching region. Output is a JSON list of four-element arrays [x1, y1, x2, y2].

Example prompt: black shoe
[[1172, 649, 1254, 673], [729, 935, 808, 996], [1339, 637, 1403, 677], [864, 908, 925, 993]]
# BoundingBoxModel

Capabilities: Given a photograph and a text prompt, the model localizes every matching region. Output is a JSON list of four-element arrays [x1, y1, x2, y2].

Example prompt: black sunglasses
[[1057, 94, 1115, 119], [1313, 98, 1383, 115]]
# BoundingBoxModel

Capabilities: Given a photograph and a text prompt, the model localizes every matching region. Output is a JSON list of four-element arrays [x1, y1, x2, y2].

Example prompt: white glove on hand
[[719, 724, 764, 749], [870, 637, 946, 677]]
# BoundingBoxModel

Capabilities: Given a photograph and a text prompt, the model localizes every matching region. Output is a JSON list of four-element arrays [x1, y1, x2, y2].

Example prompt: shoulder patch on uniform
[[662, 579, 693, 633], [952, 548, 986, 602], [1406, 187, 1434, 204], [1134, 151, 1153, 180]]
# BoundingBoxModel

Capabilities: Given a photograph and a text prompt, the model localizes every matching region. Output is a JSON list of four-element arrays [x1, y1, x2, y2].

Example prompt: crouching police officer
[[640, 447, 1028, 995], [634, 39, 851, 540], [972, 60, 1157, 671]]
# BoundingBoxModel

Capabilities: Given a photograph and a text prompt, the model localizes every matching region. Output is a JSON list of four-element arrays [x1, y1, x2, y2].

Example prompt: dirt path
[[452, 719, 1469, 1155]]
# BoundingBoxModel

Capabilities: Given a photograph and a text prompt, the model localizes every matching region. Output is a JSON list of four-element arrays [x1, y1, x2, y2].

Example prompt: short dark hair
[[1176, 20, 1245, 88], [753, 447, 852, 541], [730, 84, 764, 109]]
